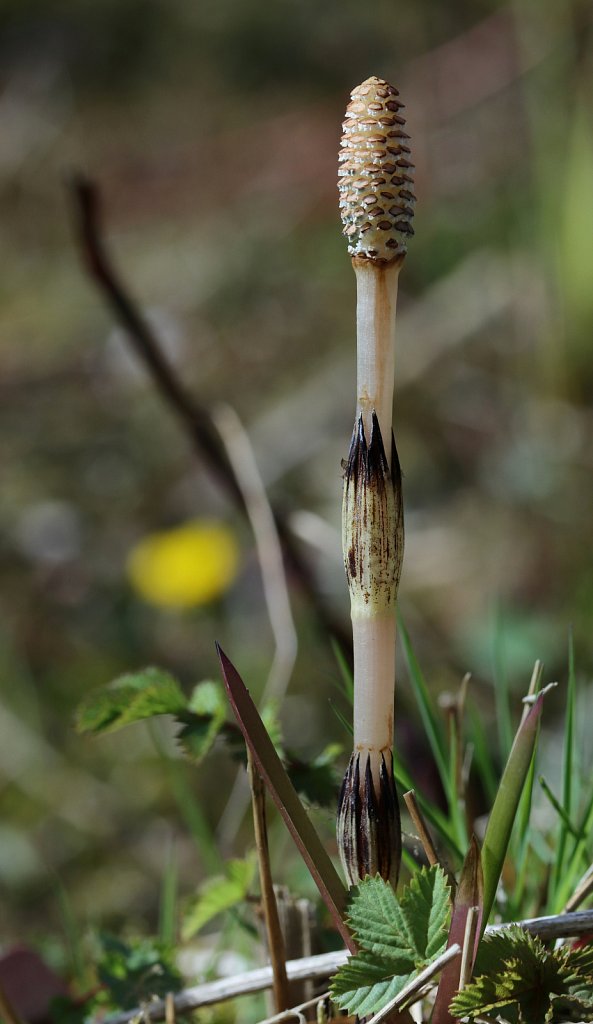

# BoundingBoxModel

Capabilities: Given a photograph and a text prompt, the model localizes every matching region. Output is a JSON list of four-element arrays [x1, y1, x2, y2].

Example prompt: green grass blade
[[468, 706, 498, 806], [553, 781, 593, 911], [328, 698, 353, 737], [55, 875, 87, 989], [540, 775, 582, 840], [492, 607, 513, 763], [149, 721, 220, 875], [446, 705, 468, 851], [509, 661, 545, 918], [481, 692, 545, 928], [158, 841, 178, 949], [515, 662, 544, 850], [398, 614, 449, 789], [553, 631, 576, 895], [331, 637, 354, 701]]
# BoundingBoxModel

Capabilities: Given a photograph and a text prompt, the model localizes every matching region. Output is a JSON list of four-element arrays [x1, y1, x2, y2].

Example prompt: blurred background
[[1, 0, 593, 982]]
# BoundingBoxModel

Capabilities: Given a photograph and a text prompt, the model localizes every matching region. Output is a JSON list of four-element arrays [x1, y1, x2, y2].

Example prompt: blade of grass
[[445, 697, 468, 851], [553, 782, 593, 911], [149, 721, 220, 875], [216, 644, 354, 952], [481, 691, 545, 928], [398, 614, 449, 788], [158, 841, 178, 950], [331, 638, 354, 702], [492, 606, 513, 762], [328, 699, 353, 737], [515, 662, 544, 847], [468, 705, 498, 806], [510, 662, 544, 917], [55, 874, 88, 990], [539, 776, 583, 840], [553, 631, 576, 896]]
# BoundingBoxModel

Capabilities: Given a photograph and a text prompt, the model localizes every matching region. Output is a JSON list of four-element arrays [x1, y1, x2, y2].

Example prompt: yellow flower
[[126, 520, 240, 609]]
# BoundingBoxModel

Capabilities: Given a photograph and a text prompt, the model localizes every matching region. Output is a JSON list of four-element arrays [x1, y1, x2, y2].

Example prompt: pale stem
[[354, 257, 402, 458], [352, 612, 396, 781]]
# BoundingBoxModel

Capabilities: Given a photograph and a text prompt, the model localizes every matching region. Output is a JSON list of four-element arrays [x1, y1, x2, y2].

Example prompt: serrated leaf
[[401, 864, 450, 960], [331, 954, 414, 1016], [176, 680, 227, 763], [346, 876, 416, 964], [330, 868, 451, 1017], [450, 926, 593, 1023], [75, 668, 186, 735], [182, 856, 256, 939]]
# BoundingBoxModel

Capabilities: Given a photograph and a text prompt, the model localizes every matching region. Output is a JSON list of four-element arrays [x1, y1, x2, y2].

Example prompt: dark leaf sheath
[[337, 750, 401, 888], [342, 412, 404, 616]]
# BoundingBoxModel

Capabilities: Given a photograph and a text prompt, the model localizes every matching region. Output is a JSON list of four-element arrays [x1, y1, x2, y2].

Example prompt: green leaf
[[401, 865, 451, 960], [450, 926, 593, 1023], [182, 856, 256, 939], [176, 680, 227, 763], [96, 934, 182, 1010], [286, 743, 342, 807], [331, 955, 414, 1016], [346, 877, 417, 967], [75, 668, 186, 735], [330, 868, 451, 1016]]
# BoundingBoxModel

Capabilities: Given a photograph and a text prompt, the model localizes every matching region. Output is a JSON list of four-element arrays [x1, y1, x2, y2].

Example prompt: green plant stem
[[149, 722, 220, 875]]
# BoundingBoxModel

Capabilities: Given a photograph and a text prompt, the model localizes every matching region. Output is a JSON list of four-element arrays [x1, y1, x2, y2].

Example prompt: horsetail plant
[[336, 76, 414, 889]]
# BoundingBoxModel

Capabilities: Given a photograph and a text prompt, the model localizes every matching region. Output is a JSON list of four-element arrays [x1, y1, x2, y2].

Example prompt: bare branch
[[68, 174, 351, 654]]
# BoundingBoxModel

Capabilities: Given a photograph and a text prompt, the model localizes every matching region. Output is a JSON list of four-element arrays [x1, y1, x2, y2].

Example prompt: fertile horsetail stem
[[336, 76, 414, 888]]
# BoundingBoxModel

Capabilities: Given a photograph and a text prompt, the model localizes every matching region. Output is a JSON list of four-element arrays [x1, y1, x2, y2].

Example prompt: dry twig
[[248, 748, 291, 1012], [214, 402, 298, 849], [68, 174, 351, 654]]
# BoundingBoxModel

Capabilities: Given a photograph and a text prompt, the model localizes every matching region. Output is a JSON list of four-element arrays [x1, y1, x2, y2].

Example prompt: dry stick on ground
[[564, 861, 593, 913], [403, 789, 457, 898], [164, 993, 175, 1024], [247, 747, 291, 1013], [68, 175, 351, 656], [213, 403, 298, 849], [403, 789, 440, 866], [458, 906, 479, 991]]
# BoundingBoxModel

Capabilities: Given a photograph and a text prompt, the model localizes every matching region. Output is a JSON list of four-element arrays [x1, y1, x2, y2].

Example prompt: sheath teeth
[[338, 76, 415, 263], [342, 413, 404, 617], [337, 750, 401, 887]]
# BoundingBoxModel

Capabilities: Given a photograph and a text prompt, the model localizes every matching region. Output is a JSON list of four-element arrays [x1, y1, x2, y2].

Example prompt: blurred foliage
[[1, 0, 593, 1001]]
